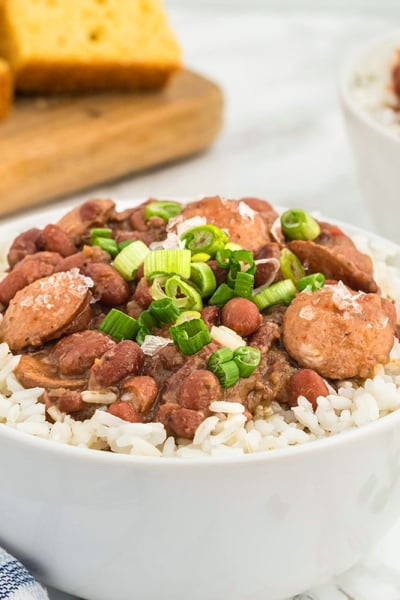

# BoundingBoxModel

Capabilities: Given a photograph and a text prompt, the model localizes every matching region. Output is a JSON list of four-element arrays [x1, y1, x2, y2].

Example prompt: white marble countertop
[[7, 3, 400, 600]]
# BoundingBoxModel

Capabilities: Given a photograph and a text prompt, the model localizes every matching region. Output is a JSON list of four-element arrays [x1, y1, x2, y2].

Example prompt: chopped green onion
[[280, 209, 321, 241], [207, 347, 234, 371], [118, 240, 134, 251], [181, 224, 228, 256], [149, 274, 169, 300], [149, 298, 180, 324], [279, 248, 305, 282], [144, 200, 182, 222], [144, 249, 191, 279], [191, 252, 211, 263], [233, 346, 261, 377], [215, 249, 232, 268], [175, 310, 202, 325], [224, 242, 242, 251], [169, 318, 211, 355], [136, 327, 151, 346], [212, 360, 240, 388], [297, 273, 325, 292], [90, 227, 112, 240], [98, 309, 139, 341], [113, 240, 150, 281], [164, 275, 203, 311], [231, 250, 256, 275], [190, 262, 217, 298], [138, 309, 159, 330], [253, 279, 297, 311], [92, 237, 119, 258], [233, 271, 254, 299], [208, 283, 235, 307]]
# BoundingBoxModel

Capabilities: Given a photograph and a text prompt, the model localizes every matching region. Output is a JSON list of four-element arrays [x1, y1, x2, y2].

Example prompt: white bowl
[[0, 202, 399, 600], [339, 30, 400, 244]]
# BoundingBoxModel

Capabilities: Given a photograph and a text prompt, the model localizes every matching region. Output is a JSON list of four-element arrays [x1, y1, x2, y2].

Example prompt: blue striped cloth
[[0, 548, 48, 600]]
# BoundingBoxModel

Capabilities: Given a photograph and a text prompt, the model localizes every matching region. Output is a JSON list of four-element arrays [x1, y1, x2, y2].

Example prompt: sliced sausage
[[41, 224, 77, 257], [56, 198, 115, 237], [0, 251, 62, 306], [221, 297, 262, 337], [288, 222, 377, 293], [173, 196, 271, 253], [52, 330, 116, 376], [287, 369, 329, 410], [176, 370, 221, 410], [84, 263, 130, 306], [282, 284, 395, 379], [15, 355, 86, 390], [240, 197, 279, 232], [7, 227, 42, 267], [88, 340, 145, 390], [0, 270, 93, 351]]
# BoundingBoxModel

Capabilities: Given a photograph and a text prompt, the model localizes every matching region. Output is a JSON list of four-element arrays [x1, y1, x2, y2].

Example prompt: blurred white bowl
[[340, 30, 400, 243]]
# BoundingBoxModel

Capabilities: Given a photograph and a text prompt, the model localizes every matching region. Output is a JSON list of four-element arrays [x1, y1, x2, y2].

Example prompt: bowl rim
[[339, 27, 400, 145], [0, 197, 399, 469]]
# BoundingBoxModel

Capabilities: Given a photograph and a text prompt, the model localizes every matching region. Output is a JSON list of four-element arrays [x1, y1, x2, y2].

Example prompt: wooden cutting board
[[0, 69, 223, 218]]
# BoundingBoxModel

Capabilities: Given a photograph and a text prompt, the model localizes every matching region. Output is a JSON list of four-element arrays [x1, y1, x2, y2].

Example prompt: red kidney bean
[[221, 297, 262, 337]]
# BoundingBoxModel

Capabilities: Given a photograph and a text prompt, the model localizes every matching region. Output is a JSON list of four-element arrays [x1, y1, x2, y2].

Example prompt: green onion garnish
[[212, 360, 240, 388], [164, 275, 203, 311], [233, 346, 261, 378], [280, 209, 321, 241], [90, 227, 112, 240], [144, 249, 191, 279], [175, 310, 202, 325], [138, 309, 159, 330], [208, 283, 235, 307], [191, 252, 211, 263], [136, 327, 151, 346], [279, 248, 305, 282], [297, 273, 325, 292], [215, 249, 232, 268], [92, 237, 119, 258], [144, 200, 182, 222], [207, 347, 234, 371], [253, 279, 297, 311], [233, 271, 254, 299], [149, 298, 180, 324], [181, 224, 228, 256], [118, 240, 134, 251], [190, 262, 217, 298], [98, 309, 139, 341], [113, 240, 150, 281], [169, 318, 211, 355], [230, 249, 256, 275]]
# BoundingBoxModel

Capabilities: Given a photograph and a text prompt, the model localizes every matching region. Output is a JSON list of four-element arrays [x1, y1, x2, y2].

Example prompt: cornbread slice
[[0, 0, 182, 93], [0, 57, 12, 119]]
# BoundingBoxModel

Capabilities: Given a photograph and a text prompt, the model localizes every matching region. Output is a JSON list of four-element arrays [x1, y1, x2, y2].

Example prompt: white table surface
[[6, 3, 400, 599]]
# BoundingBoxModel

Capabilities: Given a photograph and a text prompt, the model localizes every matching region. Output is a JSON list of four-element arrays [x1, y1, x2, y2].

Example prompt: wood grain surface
[[0, 69, 223, 217]]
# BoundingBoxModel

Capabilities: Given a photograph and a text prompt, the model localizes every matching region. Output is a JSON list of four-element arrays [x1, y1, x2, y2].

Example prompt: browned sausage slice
[[14, 355, 86, 390], [56, 198, 115, 237], [174, 196, 271, 253], [0, 251, 62, 306], [0, 270, 93, 351], [282, 284, 395, 379], [288, 223, 377, 293]]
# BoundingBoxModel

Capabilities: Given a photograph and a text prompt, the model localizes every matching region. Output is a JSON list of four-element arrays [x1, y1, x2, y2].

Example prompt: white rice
[[349, 38, 400, 138], [0, 236, 399, 459]]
